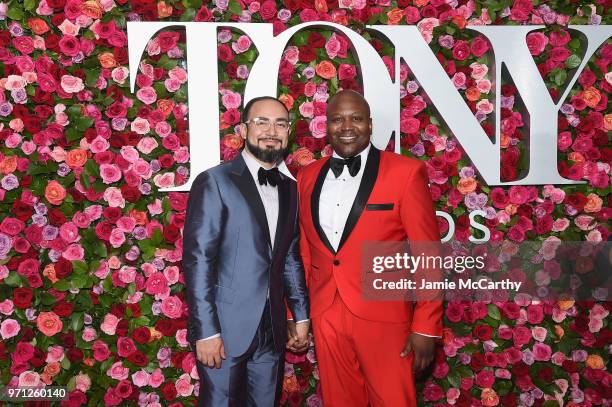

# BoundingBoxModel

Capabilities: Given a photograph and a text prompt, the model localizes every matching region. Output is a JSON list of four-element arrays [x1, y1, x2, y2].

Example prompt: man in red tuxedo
[[297, 90, 443, 406]]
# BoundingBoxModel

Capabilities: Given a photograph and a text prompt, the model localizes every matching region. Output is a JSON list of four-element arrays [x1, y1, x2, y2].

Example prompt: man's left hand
[[400, 333, 436, 374]]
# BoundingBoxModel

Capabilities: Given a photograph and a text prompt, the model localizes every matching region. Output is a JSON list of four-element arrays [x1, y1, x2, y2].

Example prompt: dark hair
[[241, 96, 290, 123]]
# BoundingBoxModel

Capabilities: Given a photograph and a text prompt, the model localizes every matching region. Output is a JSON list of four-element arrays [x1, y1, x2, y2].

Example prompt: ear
[[239, 123, 247, 140], [368, 117, 373, 134]]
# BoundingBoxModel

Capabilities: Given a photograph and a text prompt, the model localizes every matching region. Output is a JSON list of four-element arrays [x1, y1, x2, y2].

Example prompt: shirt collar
[[330, 143, 371, 178], [242, 148, 277, 184]]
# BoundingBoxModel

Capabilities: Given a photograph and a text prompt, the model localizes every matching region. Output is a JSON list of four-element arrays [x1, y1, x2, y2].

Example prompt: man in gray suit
[[183, 96, 310, 406]]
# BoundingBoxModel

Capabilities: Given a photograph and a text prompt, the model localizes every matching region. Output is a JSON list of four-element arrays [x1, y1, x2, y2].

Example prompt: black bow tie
[[330, 155, 361, 178], [257, 167, 281, 187]]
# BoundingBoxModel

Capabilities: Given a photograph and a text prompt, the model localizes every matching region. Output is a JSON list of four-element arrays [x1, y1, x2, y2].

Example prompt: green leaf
[[228, 0, 242, 15], [71, 274, 89, 289], [182, 0, 203, 8], [72, 260, 89, 274], [65, 128, 82, 142], [554, 69, 567, 87], [179, 8, 196, 21], [24, 0, 37, 10], [447, 370, 461, 388], [85, 159, 101, 177], [4, 272, 22, 287], [71, 312, 84, 333], [54, 279, 71, 291], [487, 304, 501, 320], [80, 172, 91, 190], [75, 117, 94, 131], [6, 6, 24, 20], [27, 162, 59, 175], [565, 54, 581, 69]]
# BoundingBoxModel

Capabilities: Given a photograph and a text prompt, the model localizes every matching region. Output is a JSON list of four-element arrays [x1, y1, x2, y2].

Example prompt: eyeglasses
[[244, 117, 291, 133]]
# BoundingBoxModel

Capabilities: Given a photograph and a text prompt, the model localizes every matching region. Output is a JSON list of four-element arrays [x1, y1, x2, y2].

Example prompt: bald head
[[326, 90, 371, 118]]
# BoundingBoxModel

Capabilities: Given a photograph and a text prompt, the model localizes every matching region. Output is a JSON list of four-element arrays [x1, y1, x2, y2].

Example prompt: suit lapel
[[272, 175, 290, 256], [229, 154, 271, 247], [337, 147, 380, 252], [311, 158, 336, 255]]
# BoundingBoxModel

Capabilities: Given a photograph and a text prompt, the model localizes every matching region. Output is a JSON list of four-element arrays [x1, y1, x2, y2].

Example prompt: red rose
[[473, 324, 493, 341], [54, 257, 73, 278], [121, 185, 141, 203], [157, 32, 179, 53], [501, 302, 520, 319], [95, 221, 112, 241], [171, 351, 186, 369], [222, 108, 240, 125], [168, 192, 188, 211], [117, 337, 137, 357], [444, 302, 464, 323], [13, 288, 33, 309], [470, 353, 485, 372], [217, 44, 234, 62], [58, 35, 80, 57], [116, 319, 129, 337], [158, 154, 175, 169], [452, 40, 470, 61], [30, 347, 46, 367], [155, 319, 176, 336], [550, 46, 571, 62], [298, 45, 316, 63], [132, 327, 152, 344], [307, 32, 326, 48], [67, 348, 83, 363], [53, 301, 74, 317], [161, 382, 177, 401], [470, 36, 490, 57], [195, 6, 213, 21], [260, 0, 277, 20]]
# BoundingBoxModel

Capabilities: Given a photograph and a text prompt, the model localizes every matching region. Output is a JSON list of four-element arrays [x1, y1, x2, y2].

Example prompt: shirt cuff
[[412, 331, 442, 338], [198, 333, 221, 341], [287, 319, 310, 324]]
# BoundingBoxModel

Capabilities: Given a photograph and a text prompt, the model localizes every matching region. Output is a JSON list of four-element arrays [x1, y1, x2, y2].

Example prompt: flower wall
[[0, 0, 610, 406]]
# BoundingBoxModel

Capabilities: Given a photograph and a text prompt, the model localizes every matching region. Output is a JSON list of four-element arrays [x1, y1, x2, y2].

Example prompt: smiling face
[[239, 98, 290, 165], [326, 91, 372, 159]]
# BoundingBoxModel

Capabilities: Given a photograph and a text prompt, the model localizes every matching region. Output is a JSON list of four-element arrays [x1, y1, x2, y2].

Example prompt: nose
[[340, 117, 353, 131]]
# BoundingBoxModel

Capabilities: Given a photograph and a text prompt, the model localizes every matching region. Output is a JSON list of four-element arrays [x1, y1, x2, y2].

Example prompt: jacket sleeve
[[182, 171, 225, 342], [399, 161, 444, 337]]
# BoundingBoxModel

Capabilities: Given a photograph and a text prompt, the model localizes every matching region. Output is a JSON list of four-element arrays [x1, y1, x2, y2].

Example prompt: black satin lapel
[[272, 177, 290, 255], [311, 160, 336, 255], [229, 158, 271, 246], [338, 148, 381, 251]]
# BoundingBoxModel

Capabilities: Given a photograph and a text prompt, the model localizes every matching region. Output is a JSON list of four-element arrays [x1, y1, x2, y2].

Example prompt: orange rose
[[45, 180, 67, 205], [283, 376, 299, 392], [465, 86, 481, 101], [36, 311, 63, 337], [481, 388, 499, 407], [66, 149, 88, 168], [43, 264, 58, 283], [315, 61, 337, 80], [554, 325, 564, 339], [567, 152, 584, 163], [604, 113, 612, 131], [157, 99, 175, 116], [557, 295, 575, 311], [291, 147, 315, 167], [581, 86, 601, 108], [413, 0, 429, 6], [500, 133, 510, 148], [314, 0, 328, 12], [98, 52, 116, 69], [81, 0, 103, 19], [222, 134, 244, 150], [84, 358, 95, 367], [28, 18, 49, 35], [584, 193, 602, 213], [457, 177, 477, 195], [585, 354, 604, 369], [452, 15, 467, 29], [504, 203, 518, 215], [129, 209, 148, 225], [387, 8, 403, 25], [0, 155, 17, 174], [44, 362, 61, 377], [149, 327, 162, 341], [441, 327, 454, 345], [158, 1, 173, 18], [279, 93, 294, 110]]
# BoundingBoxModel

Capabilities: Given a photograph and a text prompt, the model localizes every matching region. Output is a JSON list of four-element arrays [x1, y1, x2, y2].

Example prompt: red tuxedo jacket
[[297, 147, 443, 337]]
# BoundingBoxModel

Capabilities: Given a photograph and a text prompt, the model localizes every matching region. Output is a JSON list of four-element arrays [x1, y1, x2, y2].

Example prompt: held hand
[[286, 321, 299, 351], [195, 337, 226, 369], [294, 321, 310, 353], [400, 333, 436, 375]]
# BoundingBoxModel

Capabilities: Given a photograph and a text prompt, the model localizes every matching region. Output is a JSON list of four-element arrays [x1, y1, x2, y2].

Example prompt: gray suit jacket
[[183, 153, 309, 356]]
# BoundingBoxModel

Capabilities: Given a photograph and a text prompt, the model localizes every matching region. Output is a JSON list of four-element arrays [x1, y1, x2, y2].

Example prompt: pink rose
[[82, 327, 97, 342], [175, 374, 194, 397], [89, 136, 110, 154], [475, 370, 495, 388], [18, 371, 40, 387], [149, 369, 165, 388], [62, 244, 84, 261], [168, 67, 187, 83], [164, 78, 181, 92], [176, 328, 189, 347], [137, 137, 159, 154], [116, 217, 136, 233], [109, 228, 125, 248], [283, 46, 299, 65], [532, 342, 552, 361], [153, 172, 175, 188], [75, 373, 91, 392], [512, 326, 531, 348], [118, 266, 136, 284], [164, 266, 180, 285], [526, 32, 548, 55], [136, 86, 157, 105], [131, 117, 151, 135], [0, 299, 14, 315], [304, 82, 317, 97], [221, 91, 242, 109], [161, 296, 183, 319], [100, 313, 119, 335], [36, 311, 63, 337], [531, 326, 547, 342], [103, 187, 125, 208], [325, 34, 341, 59], [111, 67, 129, 84], [92, 340, 110, 361], [146, 273, 169, 295], [338, 64, 356, 80], [60, 75, 84, 93], [107, 361, 129, 381], [131, 370, 150, 387], [100, 163, 122, 184], [309, 115, 327, 138], [401, 117, 420, 134], [299, 102, 314, 118], [452, 72, 467, 89], [231, 35, 252, 54]]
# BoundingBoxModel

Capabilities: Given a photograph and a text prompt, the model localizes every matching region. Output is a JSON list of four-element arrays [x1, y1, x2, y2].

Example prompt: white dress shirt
[[319, 144, 440, 339]]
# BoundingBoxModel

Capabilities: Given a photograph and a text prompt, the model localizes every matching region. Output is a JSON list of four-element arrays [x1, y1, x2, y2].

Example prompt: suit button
[[333, 259, 340, 266]]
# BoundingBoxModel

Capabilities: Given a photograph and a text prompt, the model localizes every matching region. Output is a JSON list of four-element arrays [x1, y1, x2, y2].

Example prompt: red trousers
[[312, 293, 417, 407]]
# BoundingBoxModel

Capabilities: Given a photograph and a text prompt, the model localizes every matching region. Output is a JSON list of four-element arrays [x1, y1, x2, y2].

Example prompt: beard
[[246, 137, 289, 165]]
